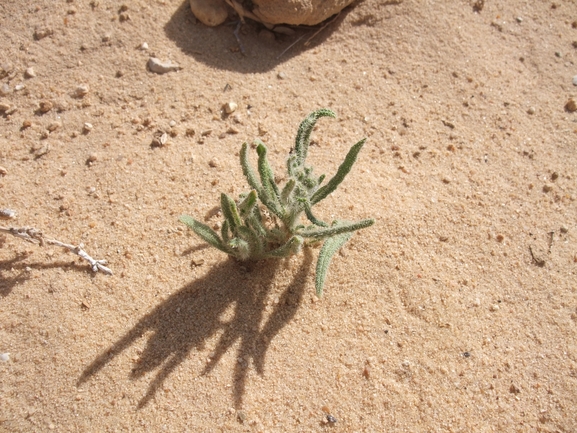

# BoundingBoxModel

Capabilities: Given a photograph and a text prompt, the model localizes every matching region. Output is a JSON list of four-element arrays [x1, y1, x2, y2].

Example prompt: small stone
[[227, 126, 239, 134], [0, 83, 11, 96], [496, 234, 504, 242], [189, 0, 229, 26], [47, 121, 61, 132], [139, 42, 149, 50], [560, 225, 569, 234], [101, 34, 111, 43], [573, 75, 577, 86], [87, 153, 98, 163], [516, 16, 523, 23], [565, 99, 577, 112], [148, 57, 181, 74], [208, 158, 219, 168], [74, 84, 90, 98], [473, 298, 481, 307], [24, 67, 36, 78], [0, 353, 9, 362], [185, 128, 196, 137], [490, 304, 500, 312], [151, 131, 168, 147], [272, 26, 295, 36], [83, 123, 93, 133], [0, 208, 16, 219], [509, 384, 520, 394], [201, 129, 213, 137], [22, 119, 32, 129], [542, 183, 553, 193], [224, 101, 237, 114], [14, 84, 25, 91], [0, 166, 7, 176], [0, 102, 10, 112], [277, 71, 287, 79], [119, 12, 130, 22], [169, 120, 176, 127], [39, 100, 53, 113], [527, 107, 535, 115], [34, 27, 53, 40], [554, 52, 561, 58]]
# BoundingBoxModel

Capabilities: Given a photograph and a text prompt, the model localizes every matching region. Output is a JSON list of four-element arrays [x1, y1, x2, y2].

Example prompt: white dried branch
[[0, 225, 113, 275]]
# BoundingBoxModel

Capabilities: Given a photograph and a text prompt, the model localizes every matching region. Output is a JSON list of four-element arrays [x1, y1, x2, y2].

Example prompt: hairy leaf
[[300, 219, 374, 239], [310, 138, 367, 205], [294, 108, 336, 170], [179, 215, 229, 254], [315, 232, 352, 297]]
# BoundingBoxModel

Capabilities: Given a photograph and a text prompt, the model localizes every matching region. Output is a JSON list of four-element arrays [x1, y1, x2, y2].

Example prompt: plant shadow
[[163, 0, 351, 73], [0, 254, 93, 297], [78, 248, 313, 409]]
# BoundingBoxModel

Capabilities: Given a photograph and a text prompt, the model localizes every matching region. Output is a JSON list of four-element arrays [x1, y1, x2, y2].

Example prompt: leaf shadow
[[0, 254, 93, 297], [78, 248, 313, 409]]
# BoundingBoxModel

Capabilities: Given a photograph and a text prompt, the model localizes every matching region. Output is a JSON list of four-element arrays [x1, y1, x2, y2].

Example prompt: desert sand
[[1, 0, 577, 431]]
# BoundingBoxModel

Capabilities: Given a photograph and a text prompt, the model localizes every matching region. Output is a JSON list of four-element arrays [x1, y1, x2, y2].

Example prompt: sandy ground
[[1, 0, 577, 431]]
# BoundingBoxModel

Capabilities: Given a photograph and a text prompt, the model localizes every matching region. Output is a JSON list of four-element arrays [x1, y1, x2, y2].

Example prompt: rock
[[0, 102, 10, 112], [565, 99, 577, 113], [74, 84, 90, 98], [39, 100, 53, 113], [147, 57, 181, 74], [573, 75, 577, 86], [223, 101, 237, 114], [232, 0, 356, 26], [189, 0, 229, 26], [33, 27, 54, 40]]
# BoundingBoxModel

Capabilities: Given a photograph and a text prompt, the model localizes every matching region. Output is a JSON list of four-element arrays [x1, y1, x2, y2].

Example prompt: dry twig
[[0, 225, 113, 275]]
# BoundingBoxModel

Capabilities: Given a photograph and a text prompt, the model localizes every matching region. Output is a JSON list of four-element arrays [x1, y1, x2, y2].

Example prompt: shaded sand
[[1, 0, 577, 431]]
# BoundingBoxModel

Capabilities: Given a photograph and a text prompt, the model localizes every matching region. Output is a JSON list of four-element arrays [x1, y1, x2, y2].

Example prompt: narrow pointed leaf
[[240, 142, 263, 196], [238, 190, 258, 219], [315, 232, 352, 297], [310, 138, 367, 205], [294, 108, 336, 168], [220, 193, 242, 232], [179, 215, 230, 254], [300, 218, 374, 239], [280, 178, 296, 205], [256, 143, 284, 217], [263, 235, 303, 258], [302, 200, 328, 227]]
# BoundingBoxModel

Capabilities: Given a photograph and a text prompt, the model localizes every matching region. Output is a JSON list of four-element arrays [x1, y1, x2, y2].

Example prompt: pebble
[[148, 57, 181, 74], [0, 353, 9, 362], [14, 83, 25, 91], [0, 83, 10, 96], [208, 158, 219, 168], [22, 119, 32, 129], [189, 0, 229, 26], [277, 71, 287, 79], [224, 101, 237, 114], [0, 166, 7, 176], [0, 102, 10, 112], [527, 107, 535, 115], [566, 99, 577, 112], [47, 121, 61, 132], [74, 84, 90, 98], [0, 209, 16, 219], [151, 131, 168, 147], [490, 304, 500, 312], [39, 100, 53, 113], [139, 42, 149, 50], [573, 75, 577, 86], [83, 122, 93, 133], [33, 27, 53, 40], [87, 153, 98, 163]]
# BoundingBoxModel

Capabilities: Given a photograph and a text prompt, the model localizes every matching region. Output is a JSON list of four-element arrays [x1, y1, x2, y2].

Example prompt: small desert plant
[[180, 108, 374, 296]]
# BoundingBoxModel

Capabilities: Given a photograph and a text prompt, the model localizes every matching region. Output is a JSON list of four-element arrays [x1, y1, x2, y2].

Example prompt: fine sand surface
[[1, 0, 577, 431]]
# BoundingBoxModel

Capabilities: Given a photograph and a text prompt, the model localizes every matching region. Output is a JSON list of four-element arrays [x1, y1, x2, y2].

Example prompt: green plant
[[180, 108, 374, 296]]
